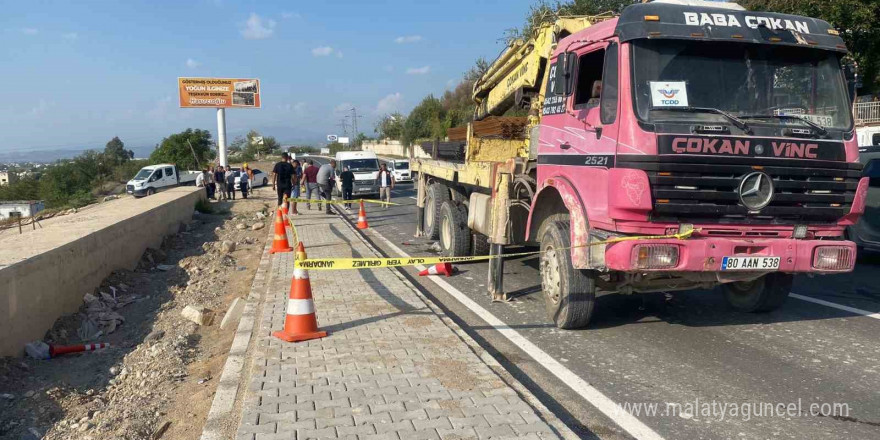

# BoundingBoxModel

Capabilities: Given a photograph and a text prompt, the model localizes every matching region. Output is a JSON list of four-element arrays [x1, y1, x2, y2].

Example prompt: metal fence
[[856, 101, 880, 126]]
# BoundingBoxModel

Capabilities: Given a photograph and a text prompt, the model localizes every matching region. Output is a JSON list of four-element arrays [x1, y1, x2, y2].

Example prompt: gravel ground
[[0, 186, 278, 440]]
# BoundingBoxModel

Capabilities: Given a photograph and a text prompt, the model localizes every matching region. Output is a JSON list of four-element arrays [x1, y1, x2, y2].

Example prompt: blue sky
[[0, 0, 536, 152]]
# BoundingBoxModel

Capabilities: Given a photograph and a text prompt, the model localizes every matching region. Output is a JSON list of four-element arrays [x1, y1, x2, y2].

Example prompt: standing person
[[316, 160, 336, 214], [239, 166, 250, 199], [215, 166, 227, 201], [225, 167, 237, 200], [376, 162, 395, 208], [290, 160, 303, 215], [340, 166, 355, 210], [272, 153, 295, 209], [206, 166, 216, 200], [303, 159, 320, 210], [196, 168, 209, 198]]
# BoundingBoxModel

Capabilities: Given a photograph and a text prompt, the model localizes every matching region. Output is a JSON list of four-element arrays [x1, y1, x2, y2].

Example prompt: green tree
[[150, 128, 214, 171], [375, 112, 406, 140], [103, 136, 133, 167], [242, 129, 280, 159], [228, 135, 246, 153], [326, 141, 345, 156], [403, 95, 445, 146], [504, 0, 636, 42], [740, 0, 880, 94]]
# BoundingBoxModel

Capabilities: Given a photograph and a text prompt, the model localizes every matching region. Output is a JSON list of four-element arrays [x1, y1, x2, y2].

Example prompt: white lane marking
[[367, 229, 665, 440], [791, 293, 880, 320], [408, 197, 417, 200]]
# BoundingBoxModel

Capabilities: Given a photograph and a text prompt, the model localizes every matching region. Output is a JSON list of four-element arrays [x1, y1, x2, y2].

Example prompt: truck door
[[164, 167, 175, 186], [539, 41, 620, 166]]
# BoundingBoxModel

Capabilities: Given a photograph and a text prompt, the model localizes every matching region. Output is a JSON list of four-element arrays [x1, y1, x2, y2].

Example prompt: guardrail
[[856, 101, 880, 126]]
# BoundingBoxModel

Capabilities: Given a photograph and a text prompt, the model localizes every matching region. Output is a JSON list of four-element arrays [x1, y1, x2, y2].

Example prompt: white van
[[385, 158, 412, 182], [335, 151, 381, 197]]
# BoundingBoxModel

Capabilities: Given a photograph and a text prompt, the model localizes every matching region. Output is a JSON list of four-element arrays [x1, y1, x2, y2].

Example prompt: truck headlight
[[631, 244, 679, 269], [812, 246, 853, 271]]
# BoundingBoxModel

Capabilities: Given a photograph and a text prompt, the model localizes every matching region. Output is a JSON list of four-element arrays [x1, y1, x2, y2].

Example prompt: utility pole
[[348, 107, 363, 150]]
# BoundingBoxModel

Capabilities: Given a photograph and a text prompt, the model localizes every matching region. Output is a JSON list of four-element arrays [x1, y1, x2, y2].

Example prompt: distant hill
[[0, 146, 156, 164]]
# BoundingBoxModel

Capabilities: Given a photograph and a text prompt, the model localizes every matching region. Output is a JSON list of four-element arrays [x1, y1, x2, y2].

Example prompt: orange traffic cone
[[419, 262, 454, 277], [281, 200, 290, 228], [50, 342, 110, 357], [273, 242, 327, 342], [356, 200, 369, 229], [269, 208, 293, 254]]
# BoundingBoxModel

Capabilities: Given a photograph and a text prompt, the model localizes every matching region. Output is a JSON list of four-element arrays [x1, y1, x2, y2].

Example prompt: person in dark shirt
[[272, 153, 295, 208], [340, 166, 355, 210], [214, 166, 227, 201], [290, 160, 303, 215]]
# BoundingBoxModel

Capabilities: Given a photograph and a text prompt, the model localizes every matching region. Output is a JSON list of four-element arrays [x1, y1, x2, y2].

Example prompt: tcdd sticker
[[650, 81, 689, 108]]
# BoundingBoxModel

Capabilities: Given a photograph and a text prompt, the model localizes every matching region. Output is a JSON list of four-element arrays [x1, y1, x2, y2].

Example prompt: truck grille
[[126, 185, 134, 192], [617, 155, 862, 225]]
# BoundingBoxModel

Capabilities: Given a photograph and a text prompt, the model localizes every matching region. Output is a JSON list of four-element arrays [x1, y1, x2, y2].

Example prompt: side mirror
[[563, 52, 576, 96], [844, 61, 858, 104], [553, 53, 573, 96]]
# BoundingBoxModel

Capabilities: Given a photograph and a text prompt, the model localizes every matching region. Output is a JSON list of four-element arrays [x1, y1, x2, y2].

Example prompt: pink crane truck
[[412, 0, 868, 329]]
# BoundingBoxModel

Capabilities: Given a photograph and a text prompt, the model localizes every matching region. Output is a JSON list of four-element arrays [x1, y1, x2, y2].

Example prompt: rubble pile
[[0, 203, 272, 440]]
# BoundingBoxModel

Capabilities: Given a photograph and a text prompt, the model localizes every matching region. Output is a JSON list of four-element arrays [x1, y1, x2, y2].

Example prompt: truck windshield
[[133, 169, 153, 180], [344, 159, 380, 172], [632, 40, 852, 130]]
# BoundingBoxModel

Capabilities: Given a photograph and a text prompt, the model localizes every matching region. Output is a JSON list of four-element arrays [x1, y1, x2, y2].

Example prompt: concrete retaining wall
[[0, 187, 204, 357]]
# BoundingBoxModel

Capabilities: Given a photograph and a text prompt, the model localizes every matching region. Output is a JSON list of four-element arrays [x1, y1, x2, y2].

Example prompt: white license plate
[[721, 256, 780, 270]]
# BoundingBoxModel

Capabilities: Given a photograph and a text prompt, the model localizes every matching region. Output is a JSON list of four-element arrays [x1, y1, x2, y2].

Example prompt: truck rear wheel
[[472, 233, 490, 256], [540, 220, 596, 329], [722, 273, 792, 312], [439, 201, 471, 257], [424, 183, 450, 240]]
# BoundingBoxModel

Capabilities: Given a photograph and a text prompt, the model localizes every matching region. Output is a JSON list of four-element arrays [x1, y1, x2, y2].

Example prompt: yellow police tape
[[286, 197, 400, 206], [293, 229, 698, 270]]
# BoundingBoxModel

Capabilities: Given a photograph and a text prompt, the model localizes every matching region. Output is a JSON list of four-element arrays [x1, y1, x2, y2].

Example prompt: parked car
[[126, 164, 199, 197], [382, 158, 412, 182], [232, 168, 269, 190]]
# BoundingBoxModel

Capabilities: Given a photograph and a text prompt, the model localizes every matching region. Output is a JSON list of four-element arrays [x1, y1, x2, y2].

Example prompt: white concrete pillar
[[217, 108, 227, 167]]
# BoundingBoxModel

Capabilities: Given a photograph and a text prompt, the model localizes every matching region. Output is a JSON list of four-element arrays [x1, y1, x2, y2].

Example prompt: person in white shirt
[[375, 163, 395, 208]]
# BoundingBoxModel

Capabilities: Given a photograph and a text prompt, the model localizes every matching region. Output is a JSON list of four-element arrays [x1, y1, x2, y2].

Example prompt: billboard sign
[[339, 136, 350, 145], [327, 134, 338, 142], [178, 77, 261, 108]]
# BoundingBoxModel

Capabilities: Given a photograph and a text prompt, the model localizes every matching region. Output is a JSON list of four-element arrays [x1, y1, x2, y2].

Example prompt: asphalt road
[[302, 172, 880, 440]]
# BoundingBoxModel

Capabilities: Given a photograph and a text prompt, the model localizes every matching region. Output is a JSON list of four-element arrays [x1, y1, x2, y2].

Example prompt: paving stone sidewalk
[[234, 208, 561, 440]]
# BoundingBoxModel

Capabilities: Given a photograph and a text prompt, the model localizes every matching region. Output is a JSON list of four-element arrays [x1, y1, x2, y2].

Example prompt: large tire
[[439, 201, 471, 257], [722, 273, 792, 312], [472, 233, 490, 256], [540, 220, 596, 329], [424, 183, 450, 240], [146, 188, 156, 197]]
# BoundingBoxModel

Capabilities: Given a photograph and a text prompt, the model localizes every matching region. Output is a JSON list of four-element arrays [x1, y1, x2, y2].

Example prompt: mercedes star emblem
[[738, 172, 774, 210]]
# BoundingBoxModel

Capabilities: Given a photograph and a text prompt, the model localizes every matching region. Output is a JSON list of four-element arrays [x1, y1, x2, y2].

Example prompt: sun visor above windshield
[[615, 3, 847, 53]]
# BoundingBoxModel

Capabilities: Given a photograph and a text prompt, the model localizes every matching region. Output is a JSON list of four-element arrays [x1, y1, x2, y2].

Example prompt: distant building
[[0, 200, 45, 219], [0, 171, 14, 185]]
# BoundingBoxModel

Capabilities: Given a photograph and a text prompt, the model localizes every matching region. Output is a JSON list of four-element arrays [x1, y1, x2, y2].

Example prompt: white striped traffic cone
[[272, 242, 327, 342], [50, 342, 110, 357]]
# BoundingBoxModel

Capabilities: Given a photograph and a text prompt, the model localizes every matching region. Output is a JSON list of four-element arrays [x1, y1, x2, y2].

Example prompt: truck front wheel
[[146, 188, 156, 196], [424, 183, 450, 240], [540, 220, 596, 329], [439, 201, 471, 257], [722, 273, 792, 312]]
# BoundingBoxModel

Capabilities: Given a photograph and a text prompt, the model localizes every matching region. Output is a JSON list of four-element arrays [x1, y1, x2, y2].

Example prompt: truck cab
[[413, 0, 869, 329]]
